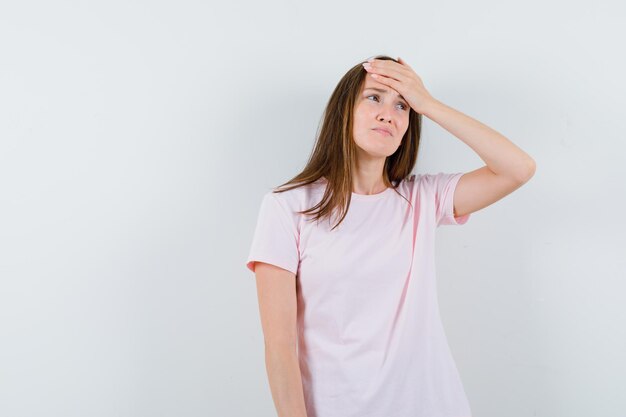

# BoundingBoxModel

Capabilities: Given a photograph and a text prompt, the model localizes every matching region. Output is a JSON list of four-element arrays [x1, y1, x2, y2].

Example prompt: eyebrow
[[363, 87, 408, 103]]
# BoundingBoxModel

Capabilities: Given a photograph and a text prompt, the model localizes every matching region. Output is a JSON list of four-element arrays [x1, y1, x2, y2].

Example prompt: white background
[[1, 1, 624, 416]]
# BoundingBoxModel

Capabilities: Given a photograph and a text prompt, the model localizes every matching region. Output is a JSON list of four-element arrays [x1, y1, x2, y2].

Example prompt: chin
[[354, 137, 399, 156], [364, 147, 398, 159]]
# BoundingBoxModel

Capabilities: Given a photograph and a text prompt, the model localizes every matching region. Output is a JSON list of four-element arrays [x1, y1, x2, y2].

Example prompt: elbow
[[524, 158, 537, 181], [516, 157, 536, 183], [264, 341, 299, 365], [264, 338, 298, 355]]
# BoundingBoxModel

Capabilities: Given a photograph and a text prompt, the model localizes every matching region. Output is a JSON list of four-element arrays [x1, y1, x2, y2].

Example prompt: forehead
[[361, 74, 402, 97]]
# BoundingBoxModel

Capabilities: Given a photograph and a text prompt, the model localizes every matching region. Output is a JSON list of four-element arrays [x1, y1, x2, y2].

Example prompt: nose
[[377, 101, 395, 123], [377, 109, 393, 123]]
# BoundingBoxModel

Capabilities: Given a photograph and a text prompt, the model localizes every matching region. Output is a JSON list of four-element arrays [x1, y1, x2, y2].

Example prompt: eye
[[367, 94, 408, 111]]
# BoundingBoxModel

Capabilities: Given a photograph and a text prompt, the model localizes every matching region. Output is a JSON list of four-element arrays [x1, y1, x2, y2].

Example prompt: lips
[[372, 128, 392, 136]]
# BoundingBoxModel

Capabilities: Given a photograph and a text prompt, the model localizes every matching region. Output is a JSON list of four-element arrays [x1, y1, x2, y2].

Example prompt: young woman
[[246, 55, 535, 417]]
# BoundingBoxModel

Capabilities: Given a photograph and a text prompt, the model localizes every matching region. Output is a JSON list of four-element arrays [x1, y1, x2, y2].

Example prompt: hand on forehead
[[365, 73, 400, 95]]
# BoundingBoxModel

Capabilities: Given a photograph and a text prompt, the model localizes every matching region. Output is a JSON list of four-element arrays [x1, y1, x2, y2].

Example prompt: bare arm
[[255, 262, 308, 417], [421, 98, 536, 218]]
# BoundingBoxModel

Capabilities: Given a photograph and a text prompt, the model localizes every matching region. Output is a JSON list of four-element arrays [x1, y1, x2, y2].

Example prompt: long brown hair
[[272, 55, 422, 231]]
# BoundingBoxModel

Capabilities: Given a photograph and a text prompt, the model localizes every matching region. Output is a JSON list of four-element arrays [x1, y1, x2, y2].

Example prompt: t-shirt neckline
[[316, 177, 398, 201], [351, 186, 394, 201]]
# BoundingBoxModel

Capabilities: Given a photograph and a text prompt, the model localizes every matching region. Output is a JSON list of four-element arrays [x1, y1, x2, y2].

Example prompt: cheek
[[399, 118, 410, 136], [353, 110, 370, 130]]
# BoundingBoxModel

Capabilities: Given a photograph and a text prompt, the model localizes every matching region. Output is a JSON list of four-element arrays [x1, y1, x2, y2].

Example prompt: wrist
[[418, 96, 442, 117]]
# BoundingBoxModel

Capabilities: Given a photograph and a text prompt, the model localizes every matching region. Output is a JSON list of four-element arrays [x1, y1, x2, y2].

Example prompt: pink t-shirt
[[246, 172, 472, 417]]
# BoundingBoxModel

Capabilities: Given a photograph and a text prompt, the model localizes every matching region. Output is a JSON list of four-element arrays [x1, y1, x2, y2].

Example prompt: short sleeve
[[433, 172, 471, 227], [246, 192, 300, 276]]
